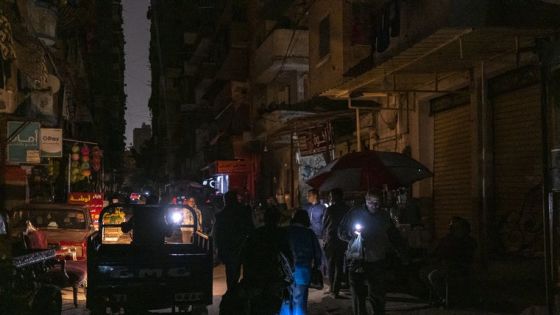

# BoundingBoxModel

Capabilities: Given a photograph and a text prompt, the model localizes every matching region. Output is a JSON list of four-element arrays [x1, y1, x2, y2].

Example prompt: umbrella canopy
[[306, 151, 432, 192]]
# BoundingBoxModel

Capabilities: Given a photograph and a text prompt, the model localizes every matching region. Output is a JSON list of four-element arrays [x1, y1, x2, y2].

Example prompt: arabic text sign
[[297, 123, 333, 157], [68, 192, 104, 227], [40, 128, 63, 157], [7, 121, 41, 164]]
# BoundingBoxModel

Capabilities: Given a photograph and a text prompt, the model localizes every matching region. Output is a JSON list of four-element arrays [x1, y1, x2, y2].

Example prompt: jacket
[[338, 206, 404, 263], [213, 204, 254, 261], [306, 203, 326, 239], [286, 224, 322, 286], [322, 201, 349, 250]]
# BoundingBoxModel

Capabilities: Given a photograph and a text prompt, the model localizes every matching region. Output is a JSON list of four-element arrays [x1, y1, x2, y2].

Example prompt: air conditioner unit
[[0, 89, 15, 113]]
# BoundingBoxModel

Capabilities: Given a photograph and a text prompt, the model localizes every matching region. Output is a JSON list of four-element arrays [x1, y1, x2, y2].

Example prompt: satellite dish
[[46, 75, 60, 94]]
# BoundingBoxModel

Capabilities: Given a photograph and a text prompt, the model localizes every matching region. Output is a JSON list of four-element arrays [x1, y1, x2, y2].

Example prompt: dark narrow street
[[2, 0, 560, 314]]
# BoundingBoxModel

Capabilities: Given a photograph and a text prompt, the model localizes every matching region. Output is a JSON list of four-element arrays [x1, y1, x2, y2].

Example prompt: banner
[[7, 121, 41, 164], [297, 123, 334, 157], [40, 128, 62, 157]]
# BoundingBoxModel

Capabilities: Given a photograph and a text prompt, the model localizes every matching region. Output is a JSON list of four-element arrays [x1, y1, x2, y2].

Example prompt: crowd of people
[[211, 188, 477, 315], [115, 186, 476, 314]]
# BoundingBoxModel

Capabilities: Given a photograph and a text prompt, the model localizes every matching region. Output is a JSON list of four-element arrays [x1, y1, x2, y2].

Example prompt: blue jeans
[[279, 283, 310, 315], [291, 283, 309, 315]]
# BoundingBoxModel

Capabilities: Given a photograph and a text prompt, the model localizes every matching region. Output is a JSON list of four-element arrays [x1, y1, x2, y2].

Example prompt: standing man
[[322, 188, 349, 298], [213, 191, 254, 291], [338, 190, 407, 315], [306, 189, 326, 242], [181, 196, 203, 243]]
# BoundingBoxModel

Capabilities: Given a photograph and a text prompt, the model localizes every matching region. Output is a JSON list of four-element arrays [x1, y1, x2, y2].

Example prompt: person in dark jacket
[[120, 205, 173, 247], [213, 191, 254, 291], [306, 189, 326, 240], [338, 190, 407, 315], [285, 210, 322, 315], [241, 207, 291, 315], [322, 188, 349, 298]]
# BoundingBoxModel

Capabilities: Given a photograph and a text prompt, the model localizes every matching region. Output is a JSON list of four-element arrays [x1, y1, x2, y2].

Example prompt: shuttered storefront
[[432, 103, 472, 238], [491, 77, 543, 252]]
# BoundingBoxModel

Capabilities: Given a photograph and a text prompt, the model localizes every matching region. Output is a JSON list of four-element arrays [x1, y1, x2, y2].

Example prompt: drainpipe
[[541, 55, 555, 315], [348, 97, 362, 152], [480, 62, 490, 268], [290, 131, 295, 208]]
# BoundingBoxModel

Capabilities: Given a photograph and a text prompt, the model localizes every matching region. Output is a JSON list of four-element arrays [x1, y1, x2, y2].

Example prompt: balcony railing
[[254, 28, 309, 84]]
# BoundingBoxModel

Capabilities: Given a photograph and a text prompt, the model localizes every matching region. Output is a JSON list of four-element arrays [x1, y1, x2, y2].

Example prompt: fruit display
[[70, 144, 81, 183], [69, 143, 103, 184], [91, 146, 103, 172]]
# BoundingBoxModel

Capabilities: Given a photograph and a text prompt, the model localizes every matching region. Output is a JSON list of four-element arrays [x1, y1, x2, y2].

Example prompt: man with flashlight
[[338, 190, 407, 315]]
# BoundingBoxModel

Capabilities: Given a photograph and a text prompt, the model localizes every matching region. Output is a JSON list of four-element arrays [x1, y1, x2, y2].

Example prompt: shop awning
[[321, 28, 558, 98]]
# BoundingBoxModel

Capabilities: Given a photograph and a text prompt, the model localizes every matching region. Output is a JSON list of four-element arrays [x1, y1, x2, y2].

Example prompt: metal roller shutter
[[433, 104, 472, 238], [492, 84, 543, 253]]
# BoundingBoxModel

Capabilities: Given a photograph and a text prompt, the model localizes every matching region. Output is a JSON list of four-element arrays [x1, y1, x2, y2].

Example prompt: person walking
[[241, 207, 292, 315], [322, 188, 349, 298], [338, 190, 407, 315], [285, 210, 322, 315], [213, 191, 254, 291]]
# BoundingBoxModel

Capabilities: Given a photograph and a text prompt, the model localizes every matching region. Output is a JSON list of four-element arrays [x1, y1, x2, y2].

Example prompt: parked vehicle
[[9, 203, 95, 260], [0, 210, 62, 315], [87, 204, 213, 314]]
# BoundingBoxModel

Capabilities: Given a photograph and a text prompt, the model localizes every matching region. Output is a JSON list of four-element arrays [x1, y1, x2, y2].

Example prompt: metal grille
[[433, 104, 472, 238]]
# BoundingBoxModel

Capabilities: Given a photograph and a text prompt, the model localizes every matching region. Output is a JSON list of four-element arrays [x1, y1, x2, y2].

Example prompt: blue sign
[[7, 121, 41, 164]]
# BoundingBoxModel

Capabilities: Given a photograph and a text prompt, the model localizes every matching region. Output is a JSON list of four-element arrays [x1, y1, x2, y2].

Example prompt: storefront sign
[[40, 128, 62, 157], [297, 123, 334, 157], [68, 192, 104, 228], [26, 150, 40, 164], [215, 160, 250, 173], [7, 121, 41, 164]]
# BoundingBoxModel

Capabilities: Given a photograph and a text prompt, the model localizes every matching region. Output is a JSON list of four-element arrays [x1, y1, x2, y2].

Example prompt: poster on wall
[[297, 123, 334, 157], [7, 121, 41, 164], [298, 154, 327, 204], [40, 128, 62, 157]]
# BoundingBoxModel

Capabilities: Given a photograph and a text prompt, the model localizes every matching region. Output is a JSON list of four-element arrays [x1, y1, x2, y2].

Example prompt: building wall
[[309, 0, 345, 96], [133, 124, 151, 152]]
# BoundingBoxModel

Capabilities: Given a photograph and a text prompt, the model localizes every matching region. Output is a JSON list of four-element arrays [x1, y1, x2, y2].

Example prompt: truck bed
[[86, 232, 213, 310]]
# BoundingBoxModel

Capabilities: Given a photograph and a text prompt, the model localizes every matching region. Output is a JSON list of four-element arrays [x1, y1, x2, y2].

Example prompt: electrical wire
[[270, 0, 316, 84]]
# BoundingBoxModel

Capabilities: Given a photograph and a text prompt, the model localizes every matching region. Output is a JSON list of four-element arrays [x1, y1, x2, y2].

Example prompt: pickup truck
[[86, 204, 213, 314]]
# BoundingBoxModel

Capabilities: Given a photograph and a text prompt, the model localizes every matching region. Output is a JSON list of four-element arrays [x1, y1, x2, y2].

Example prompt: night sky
[[123, 0, 151, 147]]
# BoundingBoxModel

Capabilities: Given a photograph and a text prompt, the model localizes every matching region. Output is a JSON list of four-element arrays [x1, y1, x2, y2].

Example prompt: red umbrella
[[306, 151, 432, 192]]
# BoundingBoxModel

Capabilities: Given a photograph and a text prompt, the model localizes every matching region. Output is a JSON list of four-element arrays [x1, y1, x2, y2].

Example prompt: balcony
[[254, 29, 308, 84], [214, 23, 249, 81]]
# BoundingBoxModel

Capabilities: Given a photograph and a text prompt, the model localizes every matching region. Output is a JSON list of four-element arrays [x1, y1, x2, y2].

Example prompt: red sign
[[215, 160, 250, 174], [68, 192, 104, 227]]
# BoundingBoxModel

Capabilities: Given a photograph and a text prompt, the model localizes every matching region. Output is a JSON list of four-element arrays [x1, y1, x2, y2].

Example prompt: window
[[319, 15, 330, 58]]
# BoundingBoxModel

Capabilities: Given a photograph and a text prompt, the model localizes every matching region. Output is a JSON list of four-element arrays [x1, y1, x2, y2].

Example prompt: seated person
[[421, 217, 476, 304], [121, 206, 173, 246]]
